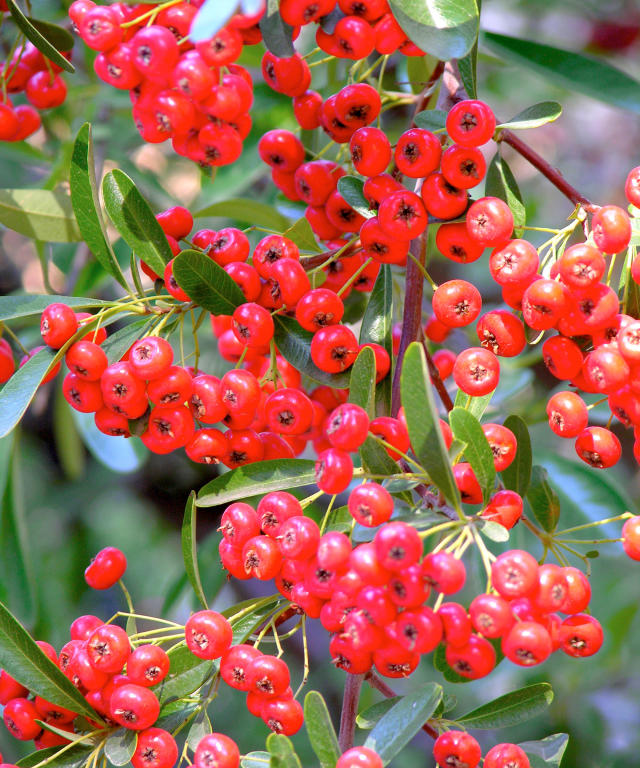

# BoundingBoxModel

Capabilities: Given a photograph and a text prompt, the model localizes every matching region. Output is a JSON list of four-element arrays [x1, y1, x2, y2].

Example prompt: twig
[[422, 340, 454, 412], [338, 673, 364, 752], [366, 671, 439, 739]]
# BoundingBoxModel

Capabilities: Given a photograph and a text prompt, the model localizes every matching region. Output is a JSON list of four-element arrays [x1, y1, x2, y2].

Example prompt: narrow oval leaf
[[458, 683, 553, 729], [102, 169, 173, 277], [266, 733, 302, 768], [485, 153, 525, 238], [0, 600, 102, 721], [364, 682, 443, 765], [497, 101, 562, 131], [101, 318, 156, 365], [259, 0, 295, 57], [186, 709, 212, 749], [155, 700, 199, 732], [401, 342, 461, 510], [360, 264, 393, 415], [273, 315, 350, 388], [349, 346, 375, 418], [197, 459, 316, 507], [356, 697, 401, 729], [526, 465, 560, 533], [478, 519, 510, 542], [483, 32, 640, 113], [282, 216, 319, 252], [156, 645, 213, 704], [413, 109, 447, 131], [104, 729, 138, 766], [227, 597, 284, 644], [449, 407, 496, 504], [304, 691, 340, 768], [16, 745, 92, 768], [0, 294, 110, 322], [518, 733, 569, 767], [6, 0, 74, 72], [195, 198, 290, 231], [500, 414, 532, 497], [337, 176, 374, 219], [0, 347, 57, 439], [189, 0, 237, 42], [28, 18, 74, 51], [71, 124, 128, 290], [173, 249, 244, 315], [458, 46, 478, 98], [182, 491, 208, 610], [389, 0, 479, 60], [0, 189, 80, 242], [454, 388, 494, 420], [241, 753, 270, 768]]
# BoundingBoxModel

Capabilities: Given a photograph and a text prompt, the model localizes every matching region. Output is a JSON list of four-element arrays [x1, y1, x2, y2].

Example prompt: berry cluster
[[434, 732, 531, 768], [69, 0, 260, 166], [0, 41, 68, 142]]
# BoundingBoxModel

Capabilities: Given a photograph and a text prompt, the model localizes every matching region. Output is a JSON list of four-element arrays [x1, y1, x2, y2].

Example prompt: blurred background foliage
[[1, 0, 640, 766]]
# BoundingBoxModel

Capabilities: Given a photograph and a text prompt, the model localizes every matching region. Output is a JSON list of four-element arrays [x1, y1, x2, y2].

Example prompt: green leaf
[[449, 407, 496, 504], [360, 264, 393, 415], [454, 388, 494, 420], [401, 342, 461, 510], [356, 697, 401, 729], [349, 346, 375, 417], [16, 745, 92, 768], [458, 45, 478, 98], [458, 683, 554, 729], [337, 176, 374, 219], [497, 101, 562, 131], [104, 728, 138, 766], [322, 504, 352, 533], [500, 415, 532, 497], [102, 169, 173, 277], [478, 519, 509, 542], [0, 189, 80, 242], [0, 346, 57, 439], [526, 465, 560, 533], [173, 249, 244, 315], [156, 645, 213, 705], [226, 596, 284, 644], [483, 31, 640, 113], [518, 733, 569, 768], [0, 294, 111, 322], [6, 0, 74, 72], [71, 124, 128, 290], [282, 216, 320, 253], [259, 0, 294, 58], [266, 733, 302, 768], [195, 198, 290, 231], [186, 709, 212, 749], [197, 459, 316, 507], [413, 109, 447, 131], [273, 314, 350, 388], [485, 153, 525, 238], [155, 700, 199, 732], [406, 53, 439, 95], [241, 753, 270, 768], [182, 491, 208, 610], [389, 0, 479, 60], [0, 599, 102, 721], [364, 682, 443, 765], [304, 691, 340, 768], [28, 18, 74, 51], [101, 318, 156, 365]]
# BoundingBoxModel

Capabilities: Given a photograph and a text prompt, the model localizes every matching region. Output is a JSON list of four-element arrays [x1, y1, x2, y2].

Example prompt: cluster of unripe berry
[[69, 0, 261, 166], [0, 41, 67, 141]]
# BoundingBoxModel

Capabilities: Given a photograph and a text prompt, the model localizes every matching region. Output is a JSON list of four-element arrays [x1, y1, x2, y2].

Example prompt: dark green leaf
[[71, 124, 128, 290], [156, 645, 213, 705], [360, 264, 393, 415], [304, 691, 340, 768], [28, 18, 74, 51], [0, 599, 102, 721], [497, 102, 562, 131], [273, 315, 350, 388], [155, 700, 199, 732], [101, 318, 156, 365], [483, 31, 640, 113], [389, 0, 478, 60], [0, 188, 80, 241], [241, 753, 270, 768], [282, 216, 320, 252], [182, 491, 208, 610], [458, 683, 553, 729], [322, 504, 352, 533], [0, 294, 111, 323], [526, 465, 560, 533], [454, 388, 494, 420], [195, 198, 289, 231], [0, 346, 57, 439], [364, 682, 442, 764], [6, 0, 74, 72], [186, 709, 212, 749], [260, 0, 294, 58], [197, 459, 316, 507], [337, 176, 374, 219], [401, 342, 461, 510], [485, 153, 525, 238], [382, 476, 420, 493], [458, 45, 478, 98], [104, 728, 138, 766], [449, 407, 496, 504], [356, 697, 401, 729], [266, 733, 302, 768], [500, 414, 532, 497], [173, 249, 244, 315], [227, 597, 284, 644], [518, 733, 569, 768], [16, 745, 92, 768], [413, 109, 447, 131], [349, 346, 375, 417], [102, 169, 173, 277]]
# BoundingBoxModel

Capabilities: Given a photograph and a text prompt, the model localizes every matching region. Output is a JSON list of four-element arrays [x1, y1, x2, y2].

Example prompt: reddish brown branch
[[365, 671, 439, 740], [338, 672, 364, 752], [422, 340, 454, 412]]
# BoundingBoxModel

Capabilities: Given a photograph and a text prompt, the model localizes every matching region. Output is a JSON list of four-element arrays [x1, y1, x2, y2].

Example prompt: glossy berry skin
[[127, 645, 170, 687], [446, 99, 496, 146], [622, 515, 640, 560], [421, 172, 468, 220], [378, 190, 428, 240], [350, 126, 391, 177], [242, 535, 282, 580], [131, 727, 178, 768], [482, 490, 523, 529], [423, 552, 466, 594], [482, 423, 517, 472], [591, 204, 631, 253], [264, 388, 313, 435], [348, 483, 393, 527], [185, 611, 232, 660], [65, 340, 108, 381], [489, 239, 539, 285], [492, 549, 539, 599], [311, 325, 358, 373], [129, 337, 174, 381], [432, 279, 482, 328], [87, 623, 131, 673], [560, 614, 603, 657], [470, 593, 513, 638], [484, 743, 531, 768], [193, 733, 240, 768], [110, 684, 160, 731], [336, 746, 384, 768], [85, 546, 127, 589], [41, 303, 78, 349], [247, 655, 290, 698], [374, 521, 422, 571], [546, 391, 589, 438], [325, 403, 369, 452], [3, 697, 42, 740], [453, 347, 500, 396], [315, 448, 354, 494], [433, 730, 482, 768], [503, 621, 553, 667], [220, 644, 261, 691], [441, 144, 486, 189], [477, 310, 526, 357], [575, 426, 621, 469], [394, 128, 441, 178], [466, 196, 514, 247], [445, 634, 496, 679], [0, 671, 28, 705]]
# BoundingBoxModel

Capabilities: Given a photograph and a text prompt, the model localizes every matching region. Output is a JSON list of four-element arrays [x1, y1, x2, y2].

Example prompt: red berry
[[466, 197, 513, 247], [185, 611, 232, 660], [127, 645, 170, 687], [446, 99, 496, 147], [433, 731, 482, 768], [85, 546, 127, 589], [453, 347, 500, 396], [41, 303, 78, 349], [3, 698, 42, 740], [87, 623, 131, 673], [492, 549, 539, 599], [110, 684, 160, 730], [193, 733, 240, 768], [336, 746, 383, 768], [132, 727, 178, 768], [484, 743, 531, 768], [591, 204, 631, 253], [432, 279, 482, 328], [503, 621, 552, 666]]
